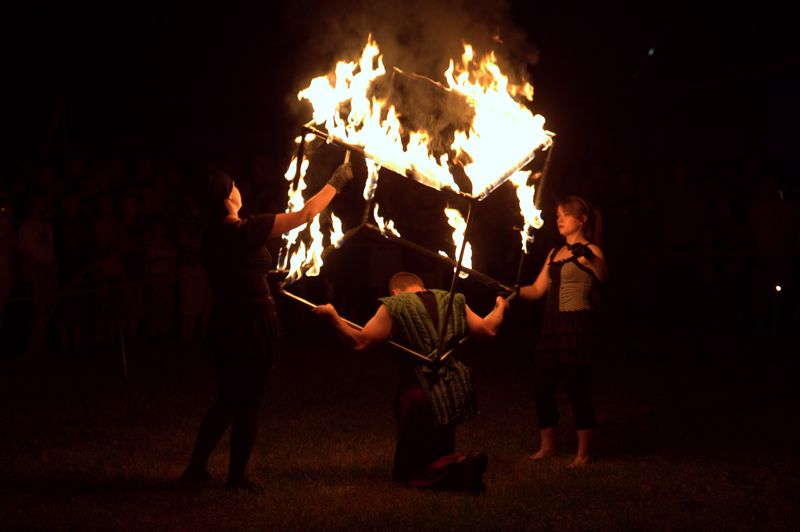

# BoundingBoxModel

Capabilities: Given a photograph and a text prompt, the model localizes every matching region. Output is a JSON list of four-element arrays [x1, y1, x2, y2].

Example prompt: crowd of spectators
[[0, 155, 285, 356], [0, 153, 796, 357]]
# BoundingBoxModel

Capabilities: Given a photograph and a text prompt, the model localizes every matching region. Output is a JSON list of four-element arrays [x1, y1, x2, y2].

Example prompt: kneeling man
[[314, 271, 507, 492]]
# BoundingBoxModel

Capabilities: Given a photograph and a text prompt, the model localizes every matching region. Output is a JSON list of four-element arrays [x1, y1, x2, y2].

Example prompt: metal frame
[[279, 124, 554, 366]]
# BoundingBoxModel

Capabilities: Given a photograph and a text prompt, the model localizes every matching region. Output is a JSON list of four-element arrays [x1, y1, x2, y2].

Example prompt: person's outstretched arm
[[465, 296, 509, 340], [519, 249, 554, 301], [269, 163, 353, 238], [313, 303, 393, 351]]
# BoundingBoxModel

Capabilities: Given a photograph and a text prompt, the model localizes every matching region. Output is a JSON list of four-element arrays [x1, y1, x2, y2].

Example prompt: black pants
[[187, 309, 275, 483], [532, 365, 595, 431], [392, 385, 455, 483]]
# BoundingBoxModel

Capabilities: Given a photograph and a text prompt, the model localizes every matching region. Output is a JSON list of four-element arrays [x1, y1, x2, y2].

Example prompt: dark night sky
[[2, 2, 797, 177]]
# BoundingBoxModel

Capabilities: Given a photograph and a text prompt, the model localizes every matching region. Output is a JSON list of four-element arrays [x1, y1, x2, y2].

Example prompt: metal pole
[[434, 201, 474, 361], [534, 139, 555, 210], [318, 224, 365, 262], [292, 128, 307, 189], [278, 128, 310, 269], [514, 138, 555, 286], [279, 288, 435, 365], [438, 336, 470, 364], [475, 147, 540, 201], [362, 224, 511, 292], [303, 125, 367, 160], [513, 244, 528, 287], [361, 198, 374, 226], [302, 125, 475, 203]]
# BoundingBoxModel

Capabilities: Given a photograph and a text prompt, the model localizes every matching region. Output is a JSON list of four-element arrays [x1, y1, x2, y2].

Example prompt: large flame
[[298, 36, 553, 199], [282, 36, 552, 284], [447, 46, 553, 199]]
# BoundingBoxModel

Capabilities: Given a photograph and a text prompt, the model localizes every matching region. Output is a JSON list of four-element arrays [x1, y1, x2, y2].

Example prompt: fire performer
[[518, 195, 608, 467], [181, 162, 354, 490], [313, 271, 508, 492]]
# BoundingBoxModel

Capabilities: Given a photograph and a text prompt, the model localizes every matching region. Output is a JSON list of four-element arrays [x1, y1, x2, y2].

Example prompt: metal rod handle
[[363, 224, 512, 292], [279, 288, 435, 365], [435, 202, 473, 359]]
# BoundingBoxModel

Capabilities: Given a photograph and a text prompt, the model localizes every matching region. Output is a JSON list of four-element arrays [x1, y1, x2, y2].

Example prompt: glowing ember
[[441, 207, 472, 279]]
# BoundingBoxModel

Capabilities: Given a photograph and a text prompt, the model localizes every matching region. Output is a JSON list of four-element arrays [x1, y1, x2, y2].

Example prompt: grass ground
[[1, 329, 798, 530]]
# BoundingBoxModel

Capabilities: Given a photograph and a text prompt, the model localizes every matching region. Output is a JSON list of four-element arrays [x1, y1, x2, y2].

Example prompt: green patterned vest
[[378, 289, 467, 356], [379, 289, 476, 426]]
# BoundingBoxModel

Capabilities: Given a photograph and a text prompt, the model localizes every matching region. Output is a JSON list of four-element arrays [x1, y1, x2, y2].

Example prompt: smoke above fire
[[277, 1, 550, 284], [282, 0, 540, 119]]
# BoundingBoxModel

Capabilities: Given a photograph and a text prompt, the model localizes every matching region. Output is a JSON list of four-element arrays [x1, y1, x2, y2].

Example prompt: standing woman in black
[[518, 195, 608, 467], [181, 163, 353, 490]]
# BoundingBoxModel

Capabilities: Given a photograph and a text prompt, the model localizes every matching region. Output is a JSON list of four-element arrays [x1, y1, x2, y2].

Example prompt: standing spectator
[[0, 192, 17, 341], [92, 194, 126, 344], [118, 193, 146, 341], [176, 196, 211, 344], [144, 218, 177, 338], [18, 195, 57, 356], [54, 190, 93, 350]]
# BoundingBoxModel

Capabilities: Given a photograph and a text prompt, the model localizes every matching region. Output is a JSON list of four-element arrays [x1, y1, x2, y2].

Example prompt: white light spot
[[648, 48, 655, 56], [775, 285, 782, 292]]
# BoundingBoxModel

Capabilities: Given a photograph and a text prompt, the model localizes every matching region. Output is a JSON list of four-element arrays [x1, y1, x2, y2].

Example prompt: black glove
[[327, 162, 354, 193], [568, 242, 594, 259]]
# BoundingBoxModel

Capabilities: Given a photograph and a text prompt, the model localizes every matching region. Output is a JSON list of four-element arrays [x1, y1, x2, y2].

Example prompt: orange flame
[[280, 135, 346, 284], [373, 204, 400, 237], [440, 207, 472, 279], [446, 47, 553, 199], [363, 159, 381, 201], [298, 36, 553, 199], [509, 170, 544, 250], [283, 36, 552, 283]]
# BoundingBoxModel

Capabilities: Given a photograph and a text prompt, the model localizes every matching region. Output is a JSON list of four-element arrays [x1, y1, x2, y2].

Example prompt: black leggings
[[187, 311, 275, 484], [532, 365, 595, 431]]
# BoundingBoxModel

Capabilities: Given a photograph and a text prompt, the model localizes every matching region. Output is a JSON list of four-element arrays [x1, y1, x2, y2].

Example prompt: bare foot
[[567, 456, 592, 468], [528, 449, 555, 460]]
